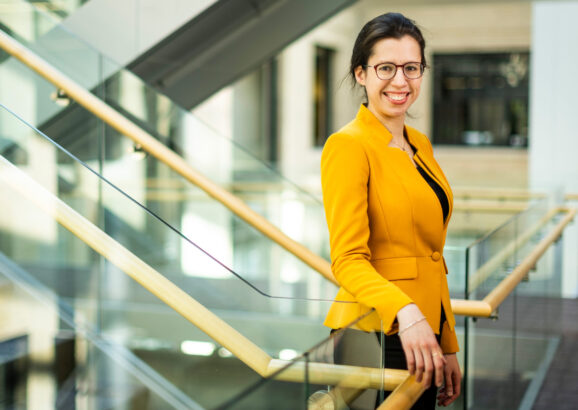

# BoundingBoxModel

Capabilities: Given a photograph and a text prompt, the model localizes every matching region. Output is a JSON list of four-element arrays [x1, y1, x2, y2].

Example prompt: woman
[[321, 13, 461, 409]]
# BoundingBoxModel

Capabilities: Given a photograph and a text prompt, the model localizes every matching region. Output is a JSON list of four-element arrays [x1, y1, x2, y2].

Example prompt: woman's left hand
[[437, 353, 461, 407]]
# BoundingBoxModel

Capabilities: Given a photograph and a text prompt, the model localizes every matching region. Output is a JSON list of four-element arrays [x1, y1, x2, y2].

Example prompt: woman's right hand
[[396, 304, 445, 388]]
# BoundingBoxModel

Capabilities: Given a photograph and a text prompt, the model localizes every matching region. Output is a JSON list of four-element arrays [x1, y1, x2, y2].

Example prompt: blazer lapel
[[408, 133, 454, 223]]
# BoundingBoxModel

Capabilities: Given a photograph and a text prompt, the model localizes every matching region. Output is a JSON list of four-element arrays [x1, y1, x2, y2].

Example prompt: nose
[[391, 67, 408, 85]]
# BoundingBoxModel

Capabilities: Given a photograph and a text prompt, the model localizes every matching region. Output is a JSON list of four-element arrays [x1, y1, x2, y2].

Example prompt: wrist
[[398, 316, 427, 335], [396, 303, 421, 326]]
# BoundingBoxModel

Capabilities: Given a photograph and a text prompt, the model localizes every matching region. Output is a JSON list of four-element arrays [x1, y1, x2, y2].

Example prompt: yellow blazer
[[321, 105, 459, 353]]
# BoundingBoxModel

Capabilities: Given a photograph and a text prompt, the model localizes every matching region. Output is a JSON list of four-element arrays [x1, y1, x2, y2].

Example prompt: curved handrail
[[378, 375, 427, 410], [451, 206, 575, 317], [0, 154, 406, 394], [453, 200, 529, 213], [466, 207, 559, 292], [384, 205, 576, 408], [452, 187, 546, 201], [0, 28, 337, 286]]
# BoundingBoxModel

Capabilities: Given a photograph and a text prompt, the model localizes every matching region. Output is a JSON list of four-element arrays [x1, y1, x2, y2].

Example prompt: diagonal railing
[[0, 154, 409, 398], [0, 28, 337, 285], [383, 204, 575, 406], [451, 206, 575, 317]]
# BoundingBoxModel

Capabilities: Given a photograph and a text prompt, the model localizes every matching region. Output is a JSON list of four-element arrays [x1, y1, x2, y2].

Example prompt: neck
[[381, 117, 406, 143], [366, 105, 406, 141]]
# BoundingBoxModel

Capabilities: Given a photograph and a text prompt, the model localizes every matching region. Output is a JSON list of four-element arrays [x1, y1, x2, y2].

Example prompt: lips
[[384, 92, 409, 104]]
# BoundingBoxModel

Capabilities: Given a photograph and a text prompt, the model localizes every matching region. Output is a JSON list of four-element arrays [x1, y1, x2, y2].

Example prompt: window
[[314, 46, 335, 147], [432, 52, 529, 147]]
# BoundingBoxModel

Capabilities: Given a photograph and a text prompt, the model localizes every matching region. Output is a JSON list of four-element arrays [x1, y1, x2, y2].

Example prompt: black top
[[416, 164, 449, 223]]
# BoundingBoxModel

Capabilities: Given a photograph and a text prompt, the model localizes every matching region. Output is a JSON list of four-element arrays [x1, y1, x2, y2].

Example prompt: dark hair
[[349, 13, 426, 86]]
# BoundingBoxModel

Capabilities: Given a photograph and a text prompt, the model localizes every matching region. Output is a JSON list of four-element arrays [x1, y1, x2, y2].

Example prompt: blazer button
[[431, 251, 441, 261]]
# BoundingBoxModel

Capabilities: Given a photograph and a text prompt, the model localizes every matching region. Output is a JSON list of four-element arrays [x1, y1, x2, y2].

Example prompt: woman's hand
[[437, 353, 461, 406], [396, 304, 445, 388]]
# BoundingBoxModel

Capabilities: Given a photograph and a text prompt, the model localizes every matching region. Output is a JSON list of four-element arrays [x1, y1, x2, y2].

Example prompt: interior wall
[[276, 0, 531, 190]]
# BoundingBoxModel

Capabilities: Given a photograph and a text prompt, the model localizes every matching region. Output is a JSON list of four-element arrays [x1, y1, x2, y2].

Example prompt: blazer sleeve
[[321, 133, 414, 333]]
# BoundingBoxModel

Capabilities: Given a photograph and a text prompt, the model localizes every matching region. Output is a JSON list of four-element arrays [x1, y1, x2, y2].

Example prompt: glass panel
[[222, 309, 467, 410], [0, 100, 352, 408], [0, 100, 337, 303], [216, 314, 390, 410], [25, 0, 88, 20], [0, 96, 485, 409], [0, 1, 331, 262], [0, 260, 200, 409], [463, 200, 563, 409]]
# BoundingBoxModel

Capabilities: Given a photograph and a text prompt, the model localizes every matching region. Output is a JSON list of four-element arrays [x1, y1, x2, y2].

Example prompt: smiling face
[[355, 35, 423, 127]]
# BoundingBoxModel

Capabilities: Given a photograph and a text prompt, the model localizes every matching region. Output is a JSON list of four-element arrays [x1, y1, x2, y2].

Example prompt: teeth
[[387, 93, 406, 101]]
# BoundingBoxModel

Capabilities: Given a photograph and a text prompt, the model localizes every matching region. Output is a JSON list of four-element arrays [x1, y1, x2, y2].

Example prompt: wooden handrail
[[452, 187, 546, 201], [384, 205, 576, 408], [483, 207, 575, 309], [467, 207, 559, 292], [451, 206, 575, 317], [0, 29, 337, 286], [0, 155, 405, 394], [378, 375, 427, 410], [453, 200, 529, 213]]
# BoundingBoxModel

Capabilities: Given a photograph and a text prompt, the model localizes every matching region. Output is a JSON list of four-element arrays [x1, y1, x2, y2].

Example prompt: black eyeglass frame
[[364, 62, 426, 80]]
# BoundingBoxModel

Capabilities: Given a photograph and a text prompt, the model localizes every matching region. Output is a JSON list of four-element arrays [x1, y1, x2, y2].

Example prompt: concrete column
[[529, 1, 578, 297], [529, 1, 578, 193]]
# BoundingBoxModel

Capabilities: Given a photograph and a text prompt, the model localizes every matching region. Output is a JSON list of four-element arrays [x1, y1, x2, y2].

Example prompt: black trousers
[[332, 309, 445, 410]]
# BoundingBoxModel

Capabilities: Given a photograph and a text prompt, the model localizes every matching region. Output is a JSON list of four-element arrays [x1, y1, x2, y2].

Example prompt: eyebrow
[[372, 61, 421, 65]]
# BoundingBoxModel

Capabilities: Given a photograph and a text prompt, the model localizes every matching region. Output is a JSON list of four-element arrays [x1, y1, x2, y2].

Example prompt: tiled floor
[[532, 298, 578, 410]]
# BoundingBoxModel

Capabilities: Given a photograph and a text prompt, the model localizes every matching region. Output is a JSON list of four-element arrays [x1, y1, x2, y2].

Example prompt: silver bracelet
[[398, 317, 427, 335]]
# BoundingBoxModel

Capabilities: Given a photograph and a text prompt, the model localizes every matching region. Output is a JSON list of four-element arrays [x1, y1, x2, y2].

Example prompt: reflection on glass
[[464, 200, 563, 409], [0, 100, 352, 408]]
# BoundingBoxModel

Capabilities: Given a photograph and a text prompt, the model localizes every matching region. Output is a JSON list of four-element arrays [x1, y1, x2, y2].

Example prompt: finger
[[453, 370, 461, 397], [444, 365, 454, 397], [433, 352, 445, 387], [403, 346, 416, 375], [421, 349, 433, 387], [414, 348, 425, 383], [437, 391, 453, 407], [440, 371, 461, 406], [442, 394, 458, 407]]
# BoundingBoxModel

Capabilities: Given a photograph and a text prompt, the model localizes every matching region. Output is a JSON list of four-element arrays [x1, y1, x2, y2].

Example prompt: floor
[[532, 298, 578, 410]]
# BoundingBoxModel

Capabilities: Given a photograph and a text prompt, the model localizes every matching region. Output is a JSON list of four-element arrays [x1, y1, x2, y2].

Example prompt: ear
[[354, 65, 366, 86]]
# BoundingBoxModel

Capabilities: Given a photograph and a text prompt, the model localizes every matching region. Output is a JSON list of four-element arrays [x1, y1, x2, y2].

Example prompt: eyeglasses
[[365, 62, 425, 80]]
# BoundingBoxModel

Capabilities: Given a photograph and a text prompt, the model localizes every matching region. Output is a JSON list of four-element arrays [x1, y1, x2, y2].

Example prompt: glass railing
[[0, 252, 202, 409], [0, 0, 335, 290], [21, 0, 88, 20], [1, 96, 570, 409], [0, 98, 468, 409], [0, 96, 360, 408], [214, 313, 398, 410], [463, 200, 565, 409], [216, 311, 466, 410]]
